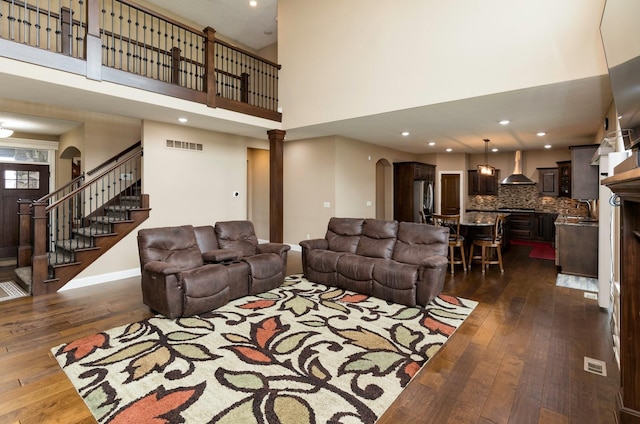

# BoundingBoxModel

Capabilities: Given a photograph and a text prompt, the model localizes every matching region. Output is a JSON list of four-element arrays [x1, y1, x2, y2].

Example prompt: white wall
[[278, 0, 608, 129], [73, 120, 269, 283], [283, 135, 416, 246]]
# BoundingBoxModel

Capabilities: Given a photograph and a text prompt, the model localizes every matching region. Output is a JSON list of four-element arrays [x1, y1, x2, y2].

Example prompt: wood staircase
[[15, 144, 150, 296]]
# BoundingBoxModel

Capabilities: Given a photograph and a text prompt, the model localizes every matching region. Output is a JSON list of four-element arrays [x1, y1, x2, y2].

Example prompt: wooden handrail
[[87, 141, 141, 176], [47, 148, 142, 213], [37, 174, 84, 203]]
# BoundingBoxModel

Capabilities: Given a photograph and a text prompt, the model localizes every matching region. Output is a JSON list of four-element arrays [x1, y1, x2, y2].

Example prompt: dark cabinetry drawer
[[510, 212, 534, 240]]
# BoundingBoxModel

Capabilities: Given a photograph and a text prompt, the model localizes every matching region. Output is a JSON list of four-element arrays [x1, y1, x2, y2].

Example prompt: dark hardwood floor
[[0, 245, 618, 423]]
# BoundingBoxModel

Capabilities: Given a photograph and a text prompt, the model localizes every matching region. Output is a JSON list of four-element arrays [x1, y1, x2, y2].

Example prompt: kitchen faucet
[[576, 199, 596, 218]]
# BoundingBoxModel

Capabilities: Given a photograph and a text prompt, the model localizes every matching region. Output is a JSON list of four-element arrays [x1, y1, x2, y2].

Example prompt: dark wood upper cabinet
[[557, 160, 571, 197], [468, 170, 500, 195], [570, 145, 599, 199], [537, 167, 559, 196]]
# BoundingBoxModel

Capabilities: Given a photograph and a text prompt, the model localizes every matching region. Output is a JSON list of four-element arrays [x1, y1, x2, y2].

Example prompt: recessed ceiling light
[[446, 148, 452, 152], [491, 148, 498, 152], [499, 120, 510, 125], [178, 117, 188, 123], [401, 131, 410, 136], [544, 144, 552, 149], [428, 141, 436, 146], [249, 0, 257, 6], [537, 132, 546, 136]]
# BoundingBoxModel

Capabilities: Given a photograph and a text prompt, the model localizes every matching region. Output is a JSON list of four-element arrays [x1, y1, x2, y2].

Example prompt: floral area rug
[[52, 274, 477, 424]]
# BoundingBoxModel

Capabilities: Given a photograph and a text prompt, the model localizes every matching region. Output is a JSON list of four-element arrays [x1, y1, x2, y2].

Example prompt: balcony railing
[[0, 0, 281, 121]]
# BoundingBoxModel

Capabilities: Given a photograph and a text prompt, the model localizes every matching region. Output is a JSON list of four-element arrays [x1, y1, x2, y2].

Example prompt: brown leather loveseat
[[137, 221, 290, 318], [300, 217, 449, 307]]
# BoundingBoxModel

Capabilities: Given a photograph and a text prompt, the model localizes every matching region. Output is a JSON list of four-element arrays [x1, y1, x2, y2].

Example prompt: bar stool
[[432, 214, 467, 274], [468, 214, 505, 273]]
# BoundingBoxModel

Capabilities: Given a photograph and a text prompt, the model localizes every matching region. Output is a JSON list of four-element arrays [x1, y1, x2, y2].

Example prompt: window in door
[[4, 170, 40, 189]]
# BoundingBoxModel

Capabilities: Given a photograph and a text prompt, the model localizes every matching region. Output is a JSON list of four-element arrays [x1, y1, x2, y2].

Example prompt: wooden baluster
[[60, 6, 72, 55], [240, 72, 249, 103], [171, 46, 181, 84]]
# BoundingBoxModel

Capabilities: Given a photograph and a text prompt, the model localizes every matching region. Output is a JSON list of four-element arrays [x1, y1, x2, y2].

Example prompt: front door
[[441, 173, 460, 214], [0, 163, 49, 258]]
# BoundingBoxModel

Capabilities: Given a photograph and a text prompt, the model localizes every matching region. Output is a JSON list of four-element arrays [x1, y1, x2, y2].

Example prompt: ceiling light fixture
[[249, 0, 257, 6], [401, 131, 410, 136], [537, 132, 546, 136], [446, 148, 452, 152], [428, 141, 436, 146], [499, 120, 510, 125], [0, 123, 14, 138], [477, 138, 495, 176], [544, 144, 552, 149], [178, 117, 188, 123]]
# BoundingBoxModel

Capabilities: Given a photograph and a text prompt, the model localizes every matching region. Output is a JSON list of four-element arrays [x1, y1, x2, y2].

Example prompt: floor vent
[[166, 139, 203, 152], [584, 292, 598, 300], [584, 357, 607, 376]]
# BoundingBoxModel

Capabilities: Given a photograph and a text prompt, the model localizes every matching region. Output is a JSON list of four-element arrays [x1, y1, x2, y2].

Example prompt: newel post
[[85, 0, 102, 80], [268, 129, 285, 243], [204, 27, 217, 108], [17, 199, 32, 267], [31, 201, 49, 296]]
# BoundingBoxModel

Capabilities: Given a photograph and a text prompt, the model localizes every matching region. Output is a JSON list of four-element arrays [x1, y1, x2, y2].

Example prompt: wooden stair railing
[[16, 146, 150, 296]]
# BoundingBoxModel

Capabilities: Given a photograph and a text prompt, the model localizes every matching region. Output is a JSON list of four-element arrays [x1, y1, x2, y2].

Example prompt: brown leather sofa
[[300, 217, 449, 307], [137, 221, 290, 318]]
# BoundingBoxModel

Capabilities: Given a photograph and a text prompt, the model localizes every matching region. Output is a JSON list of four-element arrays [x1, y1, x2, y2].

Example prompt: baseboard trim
[[60, 268, 141, 291]]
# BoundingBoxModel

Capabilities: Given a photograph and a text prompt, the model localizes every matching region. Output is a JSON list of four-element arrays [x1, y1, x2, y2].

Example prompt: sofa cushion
[[307, 249, 346, 273], [215, 220, 259, 257], [138, 225, 204, 271], [392, 222, 449, 265], [356, 219, 398, 259], [326, 217, 364, 253], [336, 254, 375, 280], [193, 225, 219, 252]]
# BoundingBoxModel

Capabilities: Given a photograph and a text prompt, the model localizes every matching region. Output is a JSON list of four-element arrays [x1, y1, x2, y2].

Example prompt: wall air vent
[[166, 139, 203, 152]]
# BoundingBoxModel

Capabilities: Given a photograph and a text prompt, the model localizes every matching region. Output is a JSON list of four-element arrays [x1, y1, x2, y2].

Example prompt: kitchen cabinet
[[555, 220, 598, 278], [570, 145, 599, 199], [393, 162, 435, 223], [557, 160, 571, 197], [537, 167, 559, 196], [603, 167, 640, 423], [534, 212, 558, 242], [468, 170, 500, 195], [509, 212, 534, 240]]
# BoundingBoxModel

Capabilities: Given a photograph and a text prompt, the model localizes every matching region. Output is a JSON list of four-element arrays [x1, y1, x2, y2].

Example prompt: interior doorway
[[438, 172, 463, 214]]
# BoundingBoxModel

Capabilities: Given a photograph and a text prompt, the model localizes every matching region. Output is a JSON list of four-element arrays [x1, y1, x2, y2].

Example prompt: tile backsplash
[[467, 185, 592, 216]]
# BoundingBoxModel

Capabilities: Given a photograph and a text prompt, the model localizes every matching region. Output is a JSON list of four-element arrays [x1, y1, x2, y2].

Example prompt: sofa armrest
[[202, 249, 239, 263], [420, 255, 449, 269], [144, 260, 181, 276], [257, 243, 291, 255], [299, 239, 328, 251]]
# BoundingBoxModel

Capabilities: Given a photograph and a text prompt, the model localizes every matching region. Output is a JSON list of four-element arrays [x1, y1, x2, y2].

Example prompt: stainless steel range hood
[[500, 150, 536, 185]]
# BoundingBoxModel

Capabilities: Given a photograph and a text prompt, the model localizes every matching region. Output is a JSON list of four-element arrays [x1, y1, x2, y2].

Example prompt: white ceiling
[[0, 0, 615, 154]]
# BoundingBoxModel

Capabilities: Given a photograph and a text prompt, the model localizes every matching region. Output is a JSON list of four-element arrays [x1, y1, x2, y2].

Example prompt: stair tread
[[56, 238, 94, 250], [73, 227, 113, 236], [89, 215, 132, 224]]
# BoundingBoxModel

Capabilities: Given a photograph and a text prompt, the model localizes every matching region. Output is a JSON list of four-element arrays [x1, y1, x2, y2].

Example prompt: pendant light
[[477, 138, 495, 176]]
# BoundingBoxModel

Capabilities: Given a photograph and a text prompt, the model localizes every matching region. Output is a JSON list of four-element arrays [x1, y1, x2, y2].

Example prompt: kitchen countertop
[[554, 215, 599, 226], [461, 211, 509, 226]]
